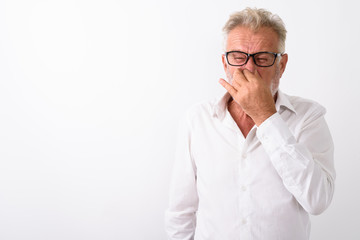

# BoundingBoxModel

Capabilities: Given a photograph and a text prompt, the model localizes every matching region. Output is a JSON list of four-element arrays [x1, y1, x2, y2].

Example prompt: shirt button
[[242, 153, 247, 159], [241, 185, 247, 191], [242, 219, 247, 225]]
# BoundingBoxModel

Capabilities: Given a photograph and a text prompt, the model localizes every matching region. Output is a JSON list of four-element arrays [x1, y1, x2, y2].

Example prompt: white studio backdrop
[[0, 0, 359, 239]]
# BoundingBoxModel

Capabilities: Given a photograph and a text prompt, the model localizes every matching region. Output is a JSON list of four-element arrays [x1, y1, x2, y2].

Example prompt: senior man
[[165, 8, 335, 240]]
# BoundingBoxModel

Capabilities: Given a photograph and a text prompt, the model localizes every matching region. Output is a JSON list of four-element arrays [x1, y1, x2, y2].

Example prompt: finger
[[254, 69, 260, 78], [232, 69, 247, 89], [219, 78, 237, 97], [231, 76, 241, 89], [243, 69, 263, 83], [243, 69, 257, 82], [233, 68, 248, 84]]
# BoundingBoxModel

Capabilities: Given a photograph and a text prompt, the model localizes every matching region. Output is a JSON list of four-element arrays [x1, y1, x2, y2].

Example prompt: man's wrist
[[253, 109, 277, 126]]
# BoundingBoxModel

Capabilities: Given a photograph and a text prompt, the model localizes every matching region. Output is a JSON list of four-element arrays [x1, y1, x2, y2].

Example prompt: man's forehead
[[226, 26, 279, 50]]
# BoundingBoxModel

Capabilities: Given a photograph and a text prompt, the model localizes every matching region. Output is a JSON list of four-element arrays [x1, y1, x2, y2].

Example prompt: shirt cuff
[[256, 112, 295, 154]]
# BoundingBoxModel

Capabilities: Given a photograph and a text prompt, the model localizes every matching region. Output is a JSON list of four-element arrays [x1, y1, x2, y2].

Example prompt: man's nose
[[242, 56, 257, 73]]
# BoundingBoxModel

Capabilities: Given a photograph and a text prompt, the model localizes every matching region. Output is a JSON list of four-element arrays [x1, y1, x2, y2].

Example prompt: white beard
[[270, 65, 281, 96]]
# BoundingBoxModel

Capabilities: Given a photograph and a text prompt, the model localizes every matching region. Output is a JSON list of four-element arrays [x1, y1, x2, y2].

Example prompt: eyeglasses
[[225, 51, 283, 67]]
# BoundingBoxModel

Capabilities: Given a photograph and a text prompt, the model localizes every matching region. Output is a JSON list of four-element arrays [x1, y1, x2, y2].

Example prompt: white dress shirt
[[165, 90, 335, 240]]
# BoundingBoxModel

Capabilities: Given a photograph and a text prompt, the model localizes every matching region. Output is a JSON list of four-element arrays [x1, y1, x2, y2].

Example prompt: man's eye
[[256, 57, 271, 63]]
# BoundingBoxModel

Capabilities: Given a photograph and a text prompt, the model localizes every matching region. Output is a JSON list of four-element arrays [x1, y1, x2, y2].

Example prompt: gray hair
[[223, 8, 287, 52]]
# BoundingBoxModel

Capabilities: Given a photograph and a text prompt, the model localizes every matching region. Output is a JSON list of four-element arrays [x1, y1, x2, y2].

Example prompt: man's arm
[[256, 109, 335, 214], [165, 113, 198, 239]]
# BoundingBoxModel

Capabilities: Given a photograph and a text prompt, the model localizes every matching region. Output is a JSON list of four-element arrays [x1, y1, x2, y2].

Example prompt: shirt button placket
[[238, 142, 250, 236], [240, 150, 249, 170]]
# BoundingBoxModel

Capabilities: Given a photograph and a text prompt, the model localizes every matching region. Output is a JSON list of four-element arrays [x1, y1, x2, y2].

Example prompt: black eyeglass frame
[[225, 51, 284, 67]]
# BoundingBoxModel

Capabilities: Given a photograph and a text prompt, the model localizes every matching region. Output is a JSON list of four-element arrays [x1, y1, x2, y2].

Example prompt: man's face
[[222, 26, 288, 96]]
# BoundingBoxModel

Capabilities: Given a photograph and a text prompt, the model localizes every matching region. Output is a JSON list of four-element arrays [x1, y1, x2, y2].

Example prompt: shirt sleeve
[[256, 108, 335, 215], [165, 113, 199, 239]]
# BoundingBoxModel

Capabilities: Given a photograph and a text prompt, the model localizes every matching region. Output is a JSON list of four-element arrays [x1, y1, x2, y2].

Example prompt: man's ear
[[279, 53, 288, 78], [222, 54, 228, 72]]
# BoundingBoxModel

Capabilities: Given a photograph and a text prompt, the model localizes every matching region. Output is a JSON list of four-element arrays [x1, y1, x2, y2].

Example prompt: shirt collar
[[275, 90, 297, 115], [213, 89, 297, 120], [213, 91, 232, 120]]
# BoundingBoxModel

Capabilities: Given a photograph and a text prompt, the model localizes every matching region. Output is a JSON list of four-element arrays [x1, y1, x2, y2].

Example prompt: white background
[[0, 0, 359, 239]]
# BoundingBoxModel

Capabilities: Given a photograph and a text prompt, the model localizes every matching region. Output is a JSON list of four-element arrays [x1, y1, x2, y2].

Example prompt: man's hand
[[219, 69, 277, 126]]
